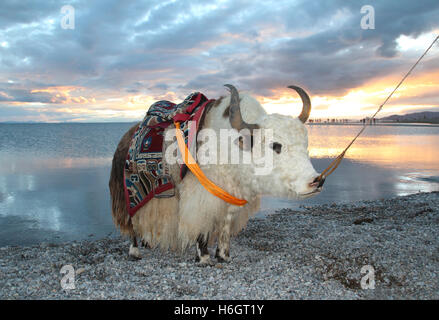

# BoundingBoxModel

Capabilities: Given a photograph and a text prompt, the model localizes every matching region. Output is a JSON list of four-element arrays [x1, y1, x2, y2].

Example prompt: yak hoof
[[216, 255, 231, 263], [128, 244, 141, 260], [195, 255, 214, 266], [215, 248, 231, 263]]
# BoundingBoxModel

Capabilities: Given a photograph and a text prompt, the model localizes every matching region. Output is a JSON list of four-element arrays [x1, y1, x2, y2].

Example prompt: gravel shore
[[1, 192, 438, 299]]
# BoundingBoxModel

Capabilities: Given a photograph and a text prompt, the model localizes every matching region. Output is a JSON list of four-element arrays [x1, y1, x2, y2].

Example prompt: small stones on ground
[[0, 191, 437, 299], [76, 268, 86, 275], [353, 217, 374, 225]]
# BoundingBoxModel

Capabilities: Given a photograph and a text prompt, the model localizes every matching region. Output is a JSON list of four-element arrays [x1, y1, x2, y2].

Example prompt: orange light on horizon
[[254, 68, 439, 120]]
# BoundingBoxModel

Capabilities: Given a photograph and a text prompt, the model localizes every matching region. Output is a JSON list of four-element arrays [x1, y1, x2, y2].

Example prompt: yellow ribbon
[[174, 122, 247, 206]]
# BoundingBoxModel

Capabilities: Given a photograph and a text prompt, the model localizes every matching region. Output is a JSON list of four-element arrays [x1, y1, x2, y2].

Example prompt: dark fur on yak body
[[109, 122, 139, 237]]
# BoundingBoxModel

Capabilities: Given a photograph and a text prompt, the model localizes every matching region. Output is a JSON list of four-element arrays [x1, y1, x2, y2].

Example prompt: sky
[[0, 0, 439, 122]]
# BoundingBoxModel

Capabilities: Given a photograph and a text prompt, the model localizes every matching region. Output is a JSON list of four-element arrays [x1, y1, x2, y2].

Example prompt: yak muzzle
[[309, 175, 326, 190]]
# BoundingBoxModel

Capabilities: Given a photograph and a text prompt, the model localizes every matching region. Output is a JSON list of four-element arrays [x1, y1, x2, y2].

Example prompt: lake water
[[0, 123, 438, 246]]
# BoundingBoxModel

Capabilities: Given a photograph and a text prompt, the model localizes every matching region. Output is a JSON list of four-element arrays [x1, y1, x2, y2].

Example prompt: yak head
[[222, 84, 325, 199]]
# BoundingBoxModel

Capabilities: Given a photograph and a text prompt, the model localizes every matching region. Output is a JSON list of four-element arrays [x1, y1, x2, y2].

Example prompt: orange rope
[[175, 122, 247, 206], [318, 35, 439, 181]]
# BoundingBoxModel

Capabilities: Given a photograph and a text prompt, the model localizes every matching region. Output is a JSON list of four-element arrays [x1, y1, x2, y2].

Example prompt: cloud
[[0, 0, 61, 29], [0, 0, 439, 121]]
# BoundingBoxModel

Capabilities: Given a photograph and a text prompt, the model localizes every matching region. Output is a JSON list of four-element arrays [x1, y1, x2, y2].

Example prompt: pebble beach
[[0, 192, 438, 300]]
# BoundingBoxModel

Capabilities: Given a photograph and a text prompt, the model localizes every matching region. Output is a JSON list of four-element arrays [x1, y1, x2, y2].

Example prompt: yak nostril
[[312, 176, 325, 188]]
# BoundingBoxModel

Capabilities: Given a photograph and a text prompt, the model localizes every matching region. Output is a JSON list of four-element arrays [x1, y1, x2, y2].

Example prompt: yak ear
[[223, 106, 230, 118]]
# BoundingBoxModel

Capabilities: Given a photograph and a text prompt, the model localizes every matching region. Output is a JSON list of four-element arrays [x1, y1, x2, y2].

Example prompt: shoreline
[[307, 122, 439, 127], [0, 191, 438, 299], [1, 122, 439, 127]]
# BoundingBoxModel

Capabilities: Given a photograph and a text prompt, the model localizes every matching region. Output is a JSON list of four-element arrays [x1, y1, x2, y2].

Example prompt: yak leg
[[140, 239, 150, 248], [195, 234, 213, 265], [215, 213, 232, 262], [128, 235, 141, 260]]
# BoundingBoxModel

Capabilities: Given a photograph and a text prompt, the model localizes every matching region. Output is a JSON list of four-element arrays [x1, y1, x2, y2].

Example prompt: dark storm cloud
[[0, 87, 54, 103], [0, 0, 438, 120], [170, 0, 439, 97], [0, 0, 61, 29]]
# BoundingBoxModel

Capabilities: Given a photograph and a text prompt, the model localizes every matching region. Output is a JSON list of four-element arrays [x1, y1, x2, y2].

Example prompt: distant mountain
[[380, 111, 439, 124]]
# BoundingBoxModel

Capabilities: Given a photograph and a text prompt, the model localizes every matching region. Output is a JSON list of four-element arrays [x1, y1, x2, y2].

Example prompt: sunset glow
[[0, 1, 438, 122], [259, 62, 439, 120]]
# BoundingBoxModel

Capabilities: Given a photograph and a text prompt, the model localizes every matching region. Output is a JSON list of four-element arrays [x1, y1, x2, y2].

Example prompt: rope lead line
[[174, 122, 248, 206], [318, 35, 439, 180]]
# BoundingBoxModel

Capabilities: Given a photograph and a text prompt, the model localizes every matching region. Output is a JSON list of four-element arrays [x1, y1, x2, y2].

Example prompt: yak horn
[[224, 84, 259, 131], [288, 85, 311, 123]]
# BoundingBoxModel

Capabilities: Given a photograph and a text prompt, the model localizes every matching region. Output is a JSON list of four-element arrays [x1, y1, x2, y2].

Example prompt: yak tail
[[109, 123, 139, 236]]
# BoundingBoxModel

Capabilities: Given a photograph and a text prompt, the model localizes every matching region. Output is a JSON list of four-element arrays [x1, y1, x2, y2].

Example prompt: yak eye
[[270, 142, 282, 154]]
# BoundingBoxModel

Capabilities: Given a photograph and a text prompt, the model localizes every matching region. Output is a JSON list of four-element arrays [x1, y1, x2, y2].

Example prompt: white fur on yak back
[[130, 94, 264, 251], [120, 92, 318, 252]]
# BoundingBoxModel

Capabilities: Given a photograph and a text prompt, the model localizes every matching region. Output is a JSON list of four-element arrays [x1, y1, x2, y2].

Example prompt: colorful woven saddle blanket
[[124, 92, 214, 216]]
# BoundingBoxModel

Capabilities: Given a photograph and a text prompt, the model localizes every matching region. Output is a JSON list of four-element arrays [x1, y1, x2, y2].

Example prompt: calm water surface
[[0, 123, 438, 245]]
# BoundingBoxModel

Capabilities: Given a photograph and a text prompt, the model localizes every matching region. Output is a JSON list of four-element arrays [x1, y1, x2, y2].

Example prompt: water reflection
[[0, 123, 438, 245], [0, 165, 117, 246], [0, 155, 112, 174], [308, 125, 439, 171], [394, 173, 439, 196]]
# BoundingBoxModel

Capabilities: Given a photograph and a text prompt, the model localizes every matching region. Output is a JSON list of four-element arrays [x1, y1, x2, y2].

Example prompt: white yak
[[109, 85, 325, 264]]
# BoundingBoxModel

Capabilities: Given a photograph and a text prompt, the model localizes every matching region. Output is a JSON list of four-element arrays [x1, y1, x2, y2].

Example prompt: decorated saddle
[[124, 92, 214, 216]]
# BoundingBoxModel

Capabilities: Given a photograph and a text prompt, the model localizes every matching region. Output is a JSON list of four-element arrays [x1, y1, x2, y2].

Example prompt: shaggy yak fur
[[109, 90, 322, 264]]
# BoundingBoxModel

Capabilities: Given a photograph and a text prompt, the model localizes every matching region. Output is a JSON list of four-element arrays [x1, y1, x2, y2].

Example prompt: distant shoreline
[[307, 122, 439, 127], [1, 121, 439, 127], [0, 121, 138, 125]]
